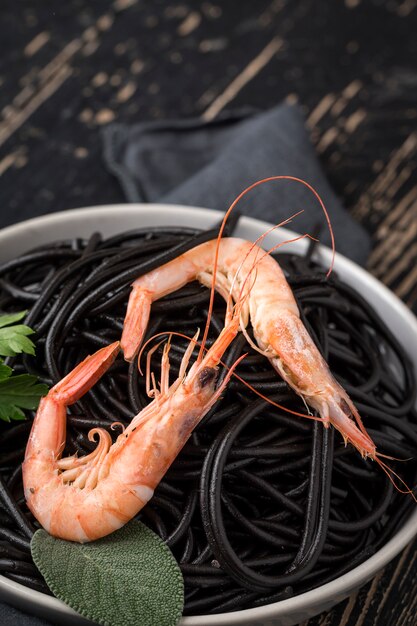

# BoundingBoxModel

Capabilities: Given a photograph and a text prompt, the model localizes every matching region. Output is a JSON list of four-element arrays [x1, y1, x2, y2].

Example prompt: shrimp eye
[[198, 367, 217, 389], [339, 398, 353, 420]]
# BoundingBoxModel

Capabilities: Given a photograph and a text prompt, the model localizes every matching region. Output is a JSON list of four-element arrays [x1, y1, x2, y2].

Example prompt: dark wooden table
[[1, 1, 416, 625]]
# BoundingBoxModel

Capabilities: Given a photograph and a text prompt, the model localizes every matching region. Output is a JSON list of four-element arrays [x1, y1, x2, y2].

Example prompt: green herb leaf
[[0, 311, 36, 357], [0, 310, 27, 328], [0, 374, 48, 422], [0, 359, 12, 382], [0, 404, 25, 422], [31, 520, 184, 626], [0, 312, 47, 421]]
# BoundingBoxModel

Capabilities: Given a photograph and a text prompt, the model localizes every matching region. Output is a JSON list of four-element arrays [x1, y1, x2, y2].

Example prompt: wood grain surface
[[0, 1, 416, 625]]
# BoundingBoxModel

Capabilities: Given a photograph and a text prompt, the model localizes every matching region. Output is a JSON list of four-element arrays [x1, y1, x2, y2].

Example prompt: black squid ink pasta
[[0, 218, 416, 614]]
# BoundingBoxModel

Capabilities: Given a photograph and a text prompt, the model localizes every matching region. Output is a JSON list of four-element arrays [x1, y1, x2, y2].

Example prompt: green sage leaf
[[31, 520, 184, 626]]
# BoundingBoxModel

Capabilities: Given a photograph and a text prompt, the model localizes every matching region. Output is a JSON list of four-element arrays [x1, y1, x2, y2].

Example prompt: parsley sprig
[[0, 311, 48, 422]]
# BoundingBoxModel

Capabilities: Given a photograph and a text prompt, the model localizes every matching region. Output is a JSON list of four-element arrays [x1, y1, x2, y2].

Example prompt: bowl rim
[[0, 203, 416, 626]]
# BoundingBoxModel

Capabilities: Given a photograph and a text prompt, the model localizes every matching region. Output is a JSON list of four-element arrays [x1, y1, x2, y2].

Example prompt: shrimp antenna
[[198, 176, 335, 364], [138, 335, 417, 499], [375, 455, 417, 503]]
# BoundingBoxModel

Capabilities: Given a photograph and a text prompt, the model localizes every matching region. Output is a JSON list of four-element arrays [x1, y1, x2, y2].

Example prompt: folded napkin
[[102, 103, 370, 265]]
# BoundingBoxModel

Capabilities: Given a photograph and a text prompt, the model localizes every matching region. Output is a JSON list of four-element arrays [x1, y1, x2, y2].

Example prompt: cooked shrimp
[[23, 306, 243, 542], [121, 236, 376, 458]]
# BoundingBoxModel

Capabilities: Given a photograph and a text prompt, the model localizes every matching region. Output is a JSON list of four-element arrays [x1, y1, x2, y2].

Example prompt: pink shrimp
[[121, 235, 376, 459], [23, 304, 244, 542]]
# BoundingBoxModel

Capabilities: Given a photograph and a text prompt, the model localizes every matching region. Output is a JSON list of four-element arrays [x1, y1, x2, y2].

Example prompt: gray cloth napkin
[[102, 103, 370, 265]]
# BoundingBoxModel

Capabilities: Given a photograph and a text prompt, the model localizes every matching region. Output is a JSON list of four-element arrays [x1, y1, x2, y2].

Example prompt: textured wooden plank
[[202, 37, 283, 121]]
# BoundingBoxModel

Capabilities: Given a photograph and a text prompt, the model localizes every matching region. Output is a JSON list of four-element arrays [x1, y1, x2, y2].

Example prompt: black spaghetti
[[0, 221, 416, 614]]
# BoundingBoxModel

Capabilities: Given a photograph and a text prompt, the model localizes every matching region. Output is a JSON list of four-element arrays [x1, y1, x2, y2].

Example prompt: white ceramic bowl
[[0, 204, 416, 626]]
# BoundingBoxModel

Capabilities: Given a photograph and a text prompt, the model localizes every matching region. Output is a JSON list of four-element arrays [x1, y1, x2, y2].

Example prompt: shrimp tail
[[121, 287, 152, 362], [24, 342, 120, 467], [53, 341, 120, 404]]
